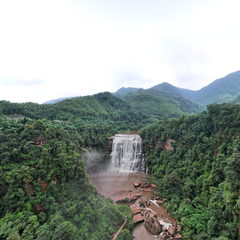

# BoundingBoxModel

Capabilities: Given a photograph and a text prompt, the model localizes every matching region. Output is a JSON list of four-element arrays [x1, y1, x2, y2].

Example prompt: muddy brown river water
[[90, 171, 176, 240]]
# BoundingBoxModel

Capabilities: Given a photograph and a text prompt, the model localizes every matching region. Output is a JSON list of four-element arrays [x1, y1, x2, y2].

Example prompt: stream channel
[[88, 134, 182, 240]]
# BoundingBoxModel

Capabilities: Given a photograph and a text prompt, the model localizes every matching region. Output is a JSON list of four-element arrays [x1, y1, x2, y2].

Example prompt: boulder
[[133, 213, 144, 224], [139, 187, 153, 192], [144, 216, 163, 235], [115, 193, 142, 204], [174, 233, 183, 239], [139, 196, 150, 208], [168, 225, 176, 236], [158, 231, 168, 240], [130, 207, 142, 215], [176, 224, 183, 232], [157, 200, 164, 205], [134, 181, 141, 187], [144, 209, 157, 220]]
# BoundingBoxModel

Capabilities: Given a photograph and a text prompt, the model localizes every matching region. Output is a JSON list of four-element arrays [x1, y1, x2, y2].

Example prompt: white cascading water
[[110, 134, 145, 172]]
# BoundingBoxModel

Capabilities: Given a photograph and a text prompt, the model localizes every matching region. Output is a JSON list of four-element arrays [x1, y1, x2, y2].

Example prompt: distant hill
[[0, 92, 150, 150], [54, 92, 133, 118], [123, 88, 202, 121], [44, 97, 70, 104], [0, 92, 136, 120], [111, 82, 203, 120], [0, 90, 203, 135], [231, 94, 240, 104], [8, 70, 239, 123], [150, 71, 240, 105], [44, 70, 240, 107], [113, 87, 139, 98], [113, 70, 240, 106], [150, 82, 183, 96], [189, 71, 240, 105]]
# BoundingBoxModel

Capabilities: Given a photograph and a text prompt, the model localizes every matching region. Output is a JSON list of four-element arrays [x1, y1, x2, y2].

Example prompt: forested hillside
[[0, 92, 140, 121], [232, 94, 240, 104], [0, 91, 201, 149], [124, 89, 202, 120], [0, 92, 148, 150], [0, 90, 201, 240], [113, 87, 139, 98], [181, 71, 240, 105], [0, 118, 132, 240], [141, 104, 240, 239], [43, 71, 240, 107], [1, 88, 240, 240], [114, 70, 240, 106]]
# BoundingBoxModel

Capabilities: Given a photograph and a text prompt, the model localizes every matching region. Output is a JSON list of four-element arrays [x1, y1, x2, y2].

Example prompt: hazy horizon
[[1, 0, 240, 103]]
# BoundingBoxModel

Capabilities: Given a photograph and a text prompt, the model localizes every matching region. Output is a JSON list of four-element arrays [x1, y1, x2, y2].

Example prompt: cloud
[[0, 0, 240, 102], [112, 68, 150, 89], [160, 40, 210, 89]]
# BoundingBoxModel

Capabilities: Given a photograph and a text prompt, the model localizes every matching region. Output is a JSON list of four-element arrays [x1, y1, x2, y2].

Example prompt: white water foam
[[110, 134, 145, 172]]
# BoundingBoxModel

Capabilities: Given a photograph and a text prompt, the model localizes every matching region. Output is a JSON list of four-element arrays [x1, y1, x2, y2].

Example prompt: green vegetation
[[232, 94, 240, 104], [1, 90, 199, 239], [0, 118, 133, 240], [141, 103, 240, 239], [124, 89, 202, 121], [113, 87, 139, 98], [1, 85, 240, 239], [0, 92, 149, 149], [149, 71, 240, 106], [0, 91, 201, 150], [190, 71, 240, 105], [114, 70, 240, 106]]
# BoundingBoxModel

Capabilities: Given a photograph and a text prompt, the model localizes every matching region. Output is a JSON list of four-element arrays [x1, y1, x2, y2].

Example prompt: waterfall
[[110, 134, 145, 172]]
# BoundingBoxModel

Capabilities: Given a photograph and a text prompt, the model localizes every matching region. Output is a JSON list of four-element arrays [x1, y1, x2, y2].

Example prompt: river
[[88, 134, 182, 240], [90, 171, 177, 240]]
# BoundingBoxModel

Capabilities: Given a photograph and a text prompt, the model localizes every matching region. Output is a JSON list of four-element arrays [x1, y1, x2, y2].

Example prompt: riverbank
[[90, 171, 183, 240]]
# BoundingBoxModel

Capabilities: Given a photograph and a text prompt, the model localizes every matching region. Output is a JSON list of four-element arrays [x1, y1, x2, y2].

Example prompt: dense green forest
[[149, 71, 240, 106], [0, 91, 201, 150], [0, 92, 149, 150], [0, 117, 133, 239], [1, 91, 240, 239], [0, 91, 201, 125], [141, 103, 240, 239], [124, 88, 202, 119]]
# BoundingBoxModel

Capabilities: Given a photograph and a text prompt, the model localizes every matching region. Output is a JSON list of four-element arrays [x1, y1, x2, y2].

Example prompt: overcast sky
[[0, 0, 240, 103]]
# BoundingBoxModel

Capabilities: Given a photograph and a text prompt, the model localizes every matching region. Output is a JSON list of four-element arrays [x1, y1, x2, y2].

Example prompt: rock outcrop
[[133, 213, 144, 224], [129, 178, 184, 239], [144, 213, 163, 235]]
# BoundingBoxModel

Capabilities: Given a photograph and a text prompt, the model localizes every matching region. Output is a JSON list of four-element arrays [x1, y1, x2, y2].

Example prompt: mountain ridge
[[44, 70, 240, 106], [114, 70, 240, 106]]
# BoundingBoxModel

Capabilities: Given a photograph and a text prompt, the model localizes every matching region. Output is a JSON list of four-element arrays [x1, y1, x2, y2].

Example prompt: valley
[[0, 71, 239, 239]]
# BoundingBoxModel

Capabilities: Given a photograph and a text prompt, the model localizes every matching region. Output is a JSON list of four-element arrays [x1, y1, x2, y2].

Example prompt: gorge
[[90, 134, 182, 240]]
